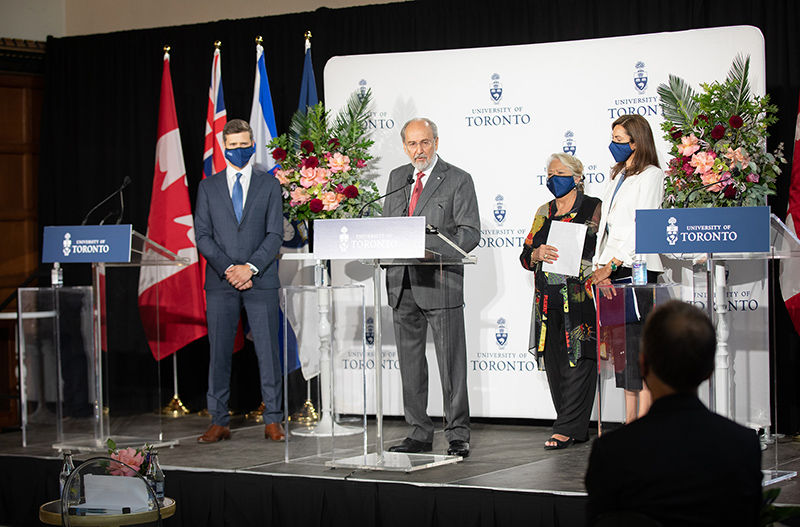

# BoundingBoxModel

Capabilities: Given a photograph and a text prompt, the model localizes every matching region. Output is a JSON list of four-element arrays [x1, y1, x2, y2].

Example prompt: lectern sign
[[312, 217, 426, 260], [42, 225, 133, 263], [635, 207, 770, 254]]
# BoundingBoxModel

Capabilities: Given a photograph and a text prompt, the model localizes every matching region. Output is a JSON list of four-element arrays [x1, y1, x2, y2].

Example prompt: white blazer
[[594, 164, 665, 273]]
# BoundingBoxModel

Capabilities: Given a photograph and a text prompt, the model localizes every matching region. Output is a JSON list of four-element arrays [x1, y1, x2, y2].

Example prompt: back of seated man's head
[[641, 300, 716, 393]]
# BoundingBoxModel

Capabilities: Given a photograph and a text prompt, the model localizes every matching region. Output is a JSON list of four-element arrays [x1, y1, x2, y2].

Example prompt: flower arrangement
[[268, 90, 380, 221], [103, 438, 153, 477], [657, 54, 785, 208]]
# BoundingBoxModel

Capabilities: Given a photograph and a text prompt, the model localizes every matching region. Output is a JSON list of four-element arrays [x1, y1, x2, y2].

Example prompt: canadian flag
[[781, 89, 800, 336], [137, 51, 207, 360]]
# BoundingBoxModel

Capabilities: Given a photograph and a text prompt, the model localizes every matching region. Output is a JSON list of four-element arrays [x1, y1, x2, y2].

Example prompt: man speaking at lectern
[[383, 118, 480, 458]]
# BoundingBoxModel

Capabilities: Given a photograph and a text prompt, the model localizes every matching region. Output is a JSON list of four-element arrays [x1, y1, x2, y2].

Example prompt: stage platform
[[2, 414, 800, 526]]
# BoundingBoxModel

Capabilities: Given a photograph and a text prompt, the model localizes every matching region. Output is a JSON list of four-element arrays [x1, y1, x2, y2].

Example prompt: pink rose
[[356, 159, 367, 169], [110, 447, 144, 476], [321, 191, 343, 211], [299, 167, 330, 188], [677, 134, 700, 157], [746, 173, 759, 183], [690, 151, 716, 175], [290, 187, 311, 205], [274, 168, 293, 185], [328, 152, 351, 173]]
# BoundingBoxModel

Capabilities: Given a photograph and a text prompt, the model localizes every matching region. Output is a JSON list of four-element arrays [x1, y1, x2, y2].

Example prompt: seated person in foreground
[[584, 300, 763, 527]]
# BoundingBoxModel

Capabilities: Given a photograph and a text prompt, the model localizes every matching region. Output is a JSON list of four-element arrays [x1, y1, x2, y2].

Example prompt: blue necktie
[[232, 172, 243, 223]]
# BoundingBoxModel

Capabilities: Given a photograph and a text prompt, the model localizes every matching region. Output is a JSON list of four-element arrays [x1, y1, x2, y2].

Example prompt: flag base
[[161, 394, 191, 418]]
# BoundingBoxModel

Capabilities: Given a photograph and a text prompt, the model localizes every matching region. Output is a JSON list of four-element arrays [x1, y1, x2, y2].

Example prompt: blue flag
[[298, 42, 318, 113]]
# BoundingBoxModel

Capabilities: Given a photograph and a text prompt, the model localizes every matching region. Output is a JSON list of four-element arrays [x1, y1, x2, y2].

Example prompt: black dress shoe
[[387, 437, 433, 453], [447, 440, 470, 457]]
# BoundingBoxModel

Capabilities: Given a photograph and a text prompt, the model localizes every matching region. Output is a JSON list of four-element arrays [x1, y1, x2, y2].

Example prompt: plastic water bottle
[[59, 451, 75, 498], [145, 451, 165, 508], [632, 254, 647, 285], [51, 262, 63, 288]]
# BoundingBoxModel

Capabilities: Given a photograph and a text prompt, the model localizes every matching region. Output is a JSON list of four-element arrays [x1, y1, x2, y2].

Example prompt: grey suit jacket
[[383, 157, 480, 310], [195, 167, 284, 291]]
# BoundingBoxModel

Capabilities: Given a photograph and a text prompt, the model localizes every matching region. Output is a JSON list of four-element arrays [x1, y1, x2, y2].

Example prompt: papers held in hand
[[541, 221, 587, 278]]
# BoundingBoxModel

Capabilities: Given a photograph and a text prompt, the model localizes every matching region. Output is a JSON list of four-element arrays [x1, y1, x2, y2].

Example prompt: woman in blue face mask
[[520, 153, 602, 450], [592, 114, 665, 424]]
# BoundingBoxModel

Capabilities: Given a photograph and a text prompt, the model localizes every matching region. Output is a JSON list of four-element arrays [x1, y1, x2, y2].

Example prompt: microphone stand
[[81, 177, 132, 225], [358, 174, 414, 217]]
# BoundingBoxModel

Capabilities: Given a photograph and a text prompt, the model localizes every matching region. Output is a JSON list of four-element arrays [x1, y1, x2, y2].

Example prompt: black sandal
[[544, 436, 574, 450]]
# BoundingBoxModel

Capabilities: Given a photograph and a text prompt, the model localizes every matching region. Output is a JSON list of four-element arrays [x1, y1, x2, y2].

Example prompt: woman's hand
[[592, 263, 616, 299], [532, 244, 559, 265]]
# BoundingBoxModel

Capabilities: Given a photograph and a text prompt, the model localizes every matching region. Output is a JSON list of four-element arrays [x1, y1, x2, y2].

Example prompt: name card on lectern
[[312, 217, 426, 260], [635, 206, 770, 254], [42, 225, 133, 263]]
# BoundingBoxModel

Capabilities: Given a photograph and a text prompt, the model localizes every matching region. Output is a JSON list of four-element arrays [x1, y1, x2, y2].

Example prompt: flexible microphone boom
[[81, 176, 132, 225], [358, 174, 414, 217]]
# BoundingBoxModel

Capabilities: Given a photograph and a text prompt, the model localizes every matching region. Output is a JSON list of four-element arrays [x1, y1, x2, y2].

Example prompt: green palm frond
[[657, 74, 699, 129], [332, 89, 372, 137], [726, 53, 751, 114]]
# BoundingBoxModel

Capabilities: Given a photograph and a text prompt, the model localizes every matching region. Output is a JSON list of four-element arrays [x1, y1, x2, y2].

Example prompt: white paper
[[542, 221, 588, 277], [76, 474, 150, 512]]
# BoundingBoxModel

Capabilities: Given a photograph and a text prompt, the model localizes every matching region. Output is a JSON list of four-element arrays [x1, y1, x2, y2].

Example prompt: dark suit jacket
[[383, 157, 480, 310], [194, 167, 283, 290], [585, 393, 763, 527]]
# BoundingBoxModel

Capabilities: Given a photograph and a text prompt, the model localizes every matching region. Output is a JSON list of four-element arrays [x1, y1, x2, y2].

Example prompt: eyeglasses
[[405, 140, 433, 149]]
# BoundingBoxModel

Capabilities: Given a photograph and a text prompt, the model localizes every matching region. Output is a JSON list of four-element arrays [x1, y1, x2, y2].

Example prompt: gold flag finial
[[305, 31, 312, 42], [255, 36, 263, 45], [214, 40, 222, 49], [163, 45, 170, 53]]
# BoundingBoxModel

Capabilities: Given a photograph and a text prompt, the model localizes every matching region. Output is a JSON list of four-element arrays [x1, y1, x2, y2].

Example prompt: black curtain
[[38, 0, 800, 425]]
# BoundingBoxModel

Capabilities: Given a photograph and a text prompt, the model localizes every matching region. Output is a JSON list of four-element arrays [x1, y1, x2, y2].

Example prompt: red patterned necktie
[[408, 172, 425, 216]]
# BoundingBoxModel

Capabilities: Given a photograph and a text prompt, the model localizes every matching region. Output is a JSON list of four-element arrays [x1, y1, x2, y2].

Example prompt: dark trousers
[[543, 297, 597, 441], [206, 287, 282, 426], [392, 281, 470, 444]]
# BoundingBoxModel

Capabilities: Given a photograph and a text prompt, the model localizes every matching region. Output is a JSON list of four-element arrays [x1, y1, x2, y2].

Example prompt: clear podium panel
[[595, 283, 681, 435], [18, 286, 94, 448], [281, 284, 367, 464]]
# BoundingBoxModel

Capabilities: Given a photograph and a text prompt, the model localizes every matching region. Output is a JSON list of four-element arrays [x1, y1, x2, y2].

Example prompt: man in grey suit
[[194, 119, 286, 443], [383, 118, 480, 457]]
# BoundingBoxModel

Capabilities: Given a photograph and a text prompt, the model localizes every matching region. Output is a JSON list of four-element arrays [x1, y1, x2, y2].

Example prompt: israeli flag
[[249, 43, 279, 174]]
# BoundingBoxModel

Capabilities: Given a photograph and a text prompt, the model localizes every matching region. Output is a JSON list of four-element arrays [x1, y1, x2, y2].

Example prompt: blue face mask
[[609, 141, 634, 163], [546, 175, 576, 198], [225, 144, 256, 168]]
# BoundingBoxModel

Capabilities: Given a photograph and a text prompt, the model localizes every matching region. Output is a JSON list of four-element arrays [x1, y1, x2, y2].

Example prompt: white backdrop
[[315, 25, 770, 427]]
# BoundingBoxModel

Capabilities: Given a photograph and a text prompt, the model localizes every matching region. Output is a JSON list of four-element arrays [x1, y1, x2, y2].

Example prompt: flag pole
[[154, 46, 190, 418]]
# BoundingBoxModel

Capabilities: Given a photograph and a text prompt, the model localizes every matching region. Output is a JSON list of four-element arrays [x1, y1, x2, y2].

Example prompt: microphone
[[81, 177, 132, 225], [358, 174, 414, 218]]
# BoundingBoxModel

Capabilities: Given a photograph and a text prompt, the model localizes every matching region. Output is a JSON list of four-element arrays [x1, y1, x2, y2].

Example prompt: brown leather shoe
[[264, 421, 286, 441], [197, 424, 231, 444]]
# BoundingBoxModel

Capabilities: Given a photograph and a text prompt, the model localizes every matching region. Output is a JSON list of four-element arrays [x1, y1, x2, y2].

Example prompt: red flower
[[308, 199, 324, 213], [693, 114, 709, 125], [304, 156, 319, 169], [711, 125, 726, 140], [272, 147, 287, 162], [328, 138, 340, 149], [669, 126, 683, 139], [343, 185, 358, 199], [301, 140, 315, 154], [356, 159, 367, 169], [723, 184, 737, 199], [729, 115, 744, 129]]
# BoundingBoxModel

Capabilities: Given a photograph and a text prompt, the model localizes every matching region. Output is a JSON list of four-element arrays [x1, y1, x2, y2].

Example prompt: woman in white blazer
[[592, 114, 664, 423]]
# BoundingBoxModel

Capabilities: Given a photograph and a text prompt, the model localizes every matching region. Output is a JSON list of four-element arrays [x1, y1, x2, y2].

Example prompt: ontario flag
[[137, 50, 207, 360], [780, 89, 800, 336]]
